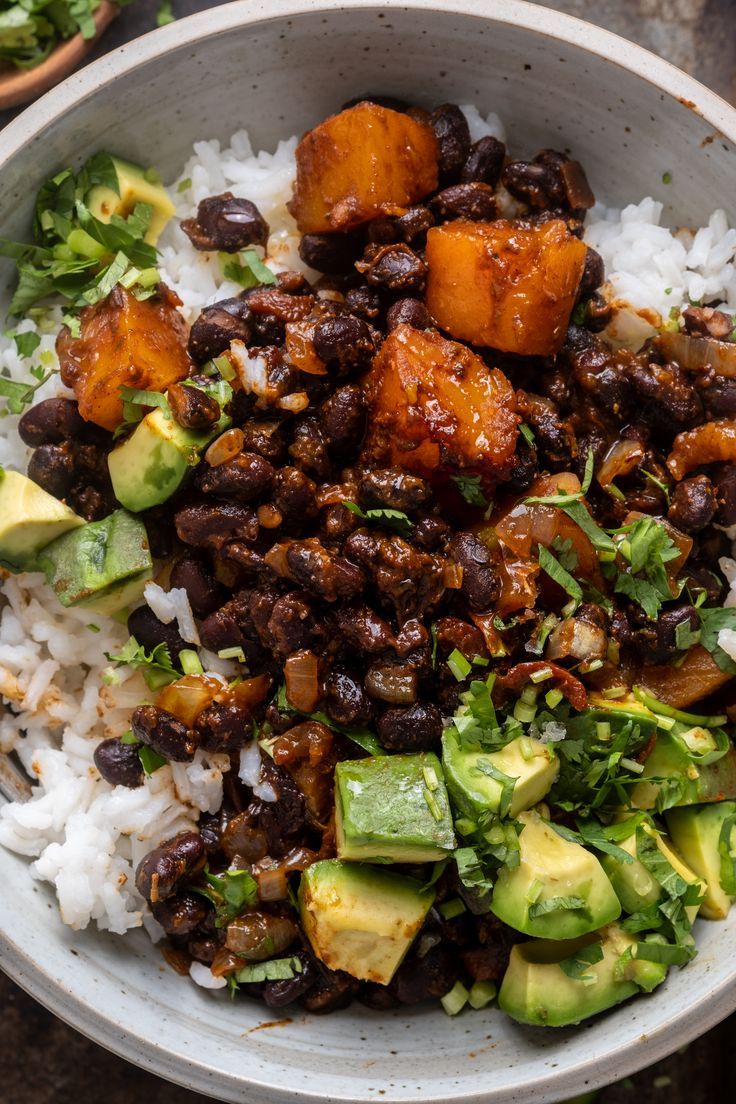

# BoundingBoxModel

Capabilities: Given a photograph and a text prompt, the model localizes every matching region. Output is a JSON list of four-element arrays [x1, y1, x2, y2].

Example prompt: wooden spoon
[[0, 0, 118, 111]]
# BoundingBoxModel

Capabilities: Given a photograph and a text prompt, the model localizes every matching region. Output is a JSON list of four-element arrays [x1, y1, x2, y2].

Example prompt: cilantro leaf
[[12, 331, 41, 358], [192, 867, 259, 928], [474, 757, 517, 817], [527, 894, 588, 920], [234, 956, 302, 985], [451, 473, 489, 509], [537, 544, 583, 605], [698, 606, 736, 675], [613, 572, 664, 620], [275, 681, 385, 756], [454, 846, 494, 912], [106, 636, 180, 691], [558, 939, 604, 980], [342, 501, 412, 536]]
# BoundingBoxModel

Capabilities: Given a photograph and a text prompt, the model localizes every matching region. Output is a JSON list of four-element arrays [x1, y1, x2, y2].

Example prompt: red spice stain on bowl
[[243, 1018, 293, 1035]]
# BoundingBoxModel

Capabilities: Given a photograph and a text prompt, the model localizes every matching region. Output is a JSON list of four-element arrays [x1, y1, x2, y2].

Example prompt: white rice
[[2, 104, 736, 935]]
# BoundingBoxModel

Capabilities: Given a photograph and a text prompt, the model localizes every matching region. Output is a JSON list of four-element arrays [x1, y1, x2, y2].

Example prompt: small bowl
[[2, 2, 736, 1102], [0, 0, 118, 111]]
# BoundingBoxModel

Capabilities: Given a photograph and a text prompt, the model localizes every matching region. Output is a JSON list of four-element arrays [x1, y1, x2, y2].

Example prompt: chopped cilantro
[[342, 501, 412, 537], [12, 332, 41, 358], [662, 171, 672, 184], [192, 867, 259, 928], [275, 681, 384, 756], [157, 0, 175, 26], [451, 472, 489, 509], [106, 636, 180, 691], [0, 362, 58, 415], [139, 746, 167, 776], [176, 177, 192, 194], [698, 606, 736, 674], [527, 894, 588, 920], [558, 939, 604, 981], [221, 248, 277, 288], [519, 422, 536, 448], [234, 957, 303, 985], [537, 544, 583, 606]]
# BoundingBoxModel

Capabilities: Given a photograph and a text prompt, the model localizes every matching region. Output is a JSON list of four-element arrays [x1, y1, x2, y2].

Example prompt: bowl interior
[[2, 3, 736, 1102]]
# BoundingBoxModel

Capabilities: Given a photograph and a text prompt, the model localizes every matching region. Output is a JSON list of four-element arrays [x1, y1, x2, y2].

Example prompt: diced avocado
[[299, 859, 435, 985], [498, 923, 667, 1027], [442, 730, 559, 822], [601, 818, 704, 922], [86, 157, 175, 245], [38, 509, 152, 614], [108, 401, 230, 512], [0, 469, 84, 572], [667, 802, 736, 920], [491, 809, 621, 939], [335, 753, 455, 863], [630, 730, 736, 810]]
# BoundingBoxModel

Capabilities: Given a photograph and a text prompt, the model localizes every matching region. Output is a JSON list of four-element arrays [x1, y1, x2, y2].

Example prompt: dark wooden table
[[1, 1, 735, 1100]]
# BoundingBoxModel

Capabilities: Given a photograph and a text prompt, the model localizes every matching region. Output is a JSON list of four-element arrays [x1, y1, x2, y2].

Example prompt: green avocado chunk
[[108, 399, 230, 513], [667, 802, 736, 920], [491, 809, 621, 939], [335, 752, 456, 863], [498, 923, 668, 1027], [299, 859, 435, 985], [601, 818, 704, 922], [630, 730, 736, 810], [0, 469, 84, 572], [86, 156, 175, 245], [442, 729, 559, 822], [38, 508, 152, 614]]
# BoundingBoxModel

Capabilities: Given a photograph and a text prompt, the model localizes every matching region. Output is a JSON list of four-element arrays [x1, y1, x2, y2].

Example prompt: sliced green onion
[[632, 685, 727, 728], [521, 685, 539, 705], [447, 648, 472, 681], [472, 654, 489, 667], [519, 736, 535, 761], [424, 787, 443, 822], [441, 981, 469, 1016], [545, 688, 564, 709], [212, 354, 236, 381], [620, 757, 644, 774], [602, 686, 627, 699], [218, 646, 247, 662], [179, 649, 204, 676], [579, 658, 604, 673], [467, 980, 497, 1010], [439, 897, 466, 921], [529, 667, 553, 684], [514, 700, 537, 724], [423, 765, 439, 791], [595, 721, 611, 742], [455, 817, 477, 836]]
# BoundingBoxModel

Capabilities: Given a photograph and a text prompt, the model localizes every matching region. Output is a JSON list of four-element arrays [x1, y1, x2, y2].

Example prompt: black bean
[[262, 951, 319, 1008], [312, 315, 376, 370], [132, 704, 199, 762], [151, 891, 210, 937], [393, 944, 457, 1003], [239, 421, 286, 463], [577, 247, 605, 299], [168, 382, 221, 430], [181, 192, 269, 252], [199, 605, 247, 655], [378, 701, 443, 751], [288, 419, 331, 479], [323, 668, 373, 726], [447, 532, 500, 611], [188, 298, 253, 363], [703, 377, 736, 420], [127, 603, 187, 661], [93, 736, 144, 788], [318, 385, 367, 454], [682, 305, 733, 339], [394, 205, 435, 243], [18, 397, 85, 447], [27, 443, 75, 497], [196, 700, 251, 752], [430, 104, 471, 183], [344, 284, 381, 321], [285, 540, 365, 602], [460, 135, 506, 187], [135, 831, 206, 903], [175, 501, 259, 548], [169, 556, 225, 617], [385, 298, 432, 331], [412, 516, 450, 551], [502, 159, 561, 208], [356, 243, 427, 294], [273, 466, 319, 520], [268, 592, 317, 656], [714, 463, 736, 526], [430, 182, 496, 222], [335, 604, 395, 654], [668, 475, 717, 534], [359, 467, 430, 511], [627, 360, 702, 430], [198, 451, 275, 501], [649, 606, 700, 665], [299, 232, 363, 274], [300, 967, 359, 1013]]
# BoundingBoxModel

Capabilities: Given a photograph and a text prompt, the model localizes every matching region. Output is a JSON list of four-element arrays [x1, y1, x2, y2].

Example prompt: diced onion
[[256, 867, 289, 901], [189, 962, 227, 989], [143, 582, 200, 644], [205, 428, 244, 467], [658, 331, 736, 377], [239, 741, 262, 787]]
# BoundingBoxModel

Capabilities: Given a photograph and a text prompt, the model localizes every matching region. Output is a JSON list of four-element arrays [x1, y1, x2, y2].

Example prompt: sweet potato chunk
[[363, 324, 518, 481], [57, 284, 192, 430], [288, 101, 439, 234], [425, 218, 586, 356], [638, 645, 732, 709]]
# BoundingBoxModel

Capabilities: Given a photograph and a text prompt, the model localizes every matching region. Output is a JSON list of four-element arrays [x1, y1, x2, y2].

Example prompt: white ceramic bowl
[[2, 2, 736, 1100]]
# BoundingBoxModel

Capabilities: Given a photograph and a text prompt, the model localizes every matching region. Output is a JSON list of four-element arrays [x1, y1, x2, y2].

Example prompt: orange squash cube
[[363, 324, 518, 481], [57, 284, 192, 431], [288, 101, 439, 234], [425, 218, 587, 356]]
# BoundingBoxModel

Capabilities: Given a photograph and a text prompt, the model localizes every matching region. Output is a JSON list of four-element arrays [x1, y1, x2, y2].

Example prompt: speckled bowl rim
[[2, 1, 736, 1100]]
